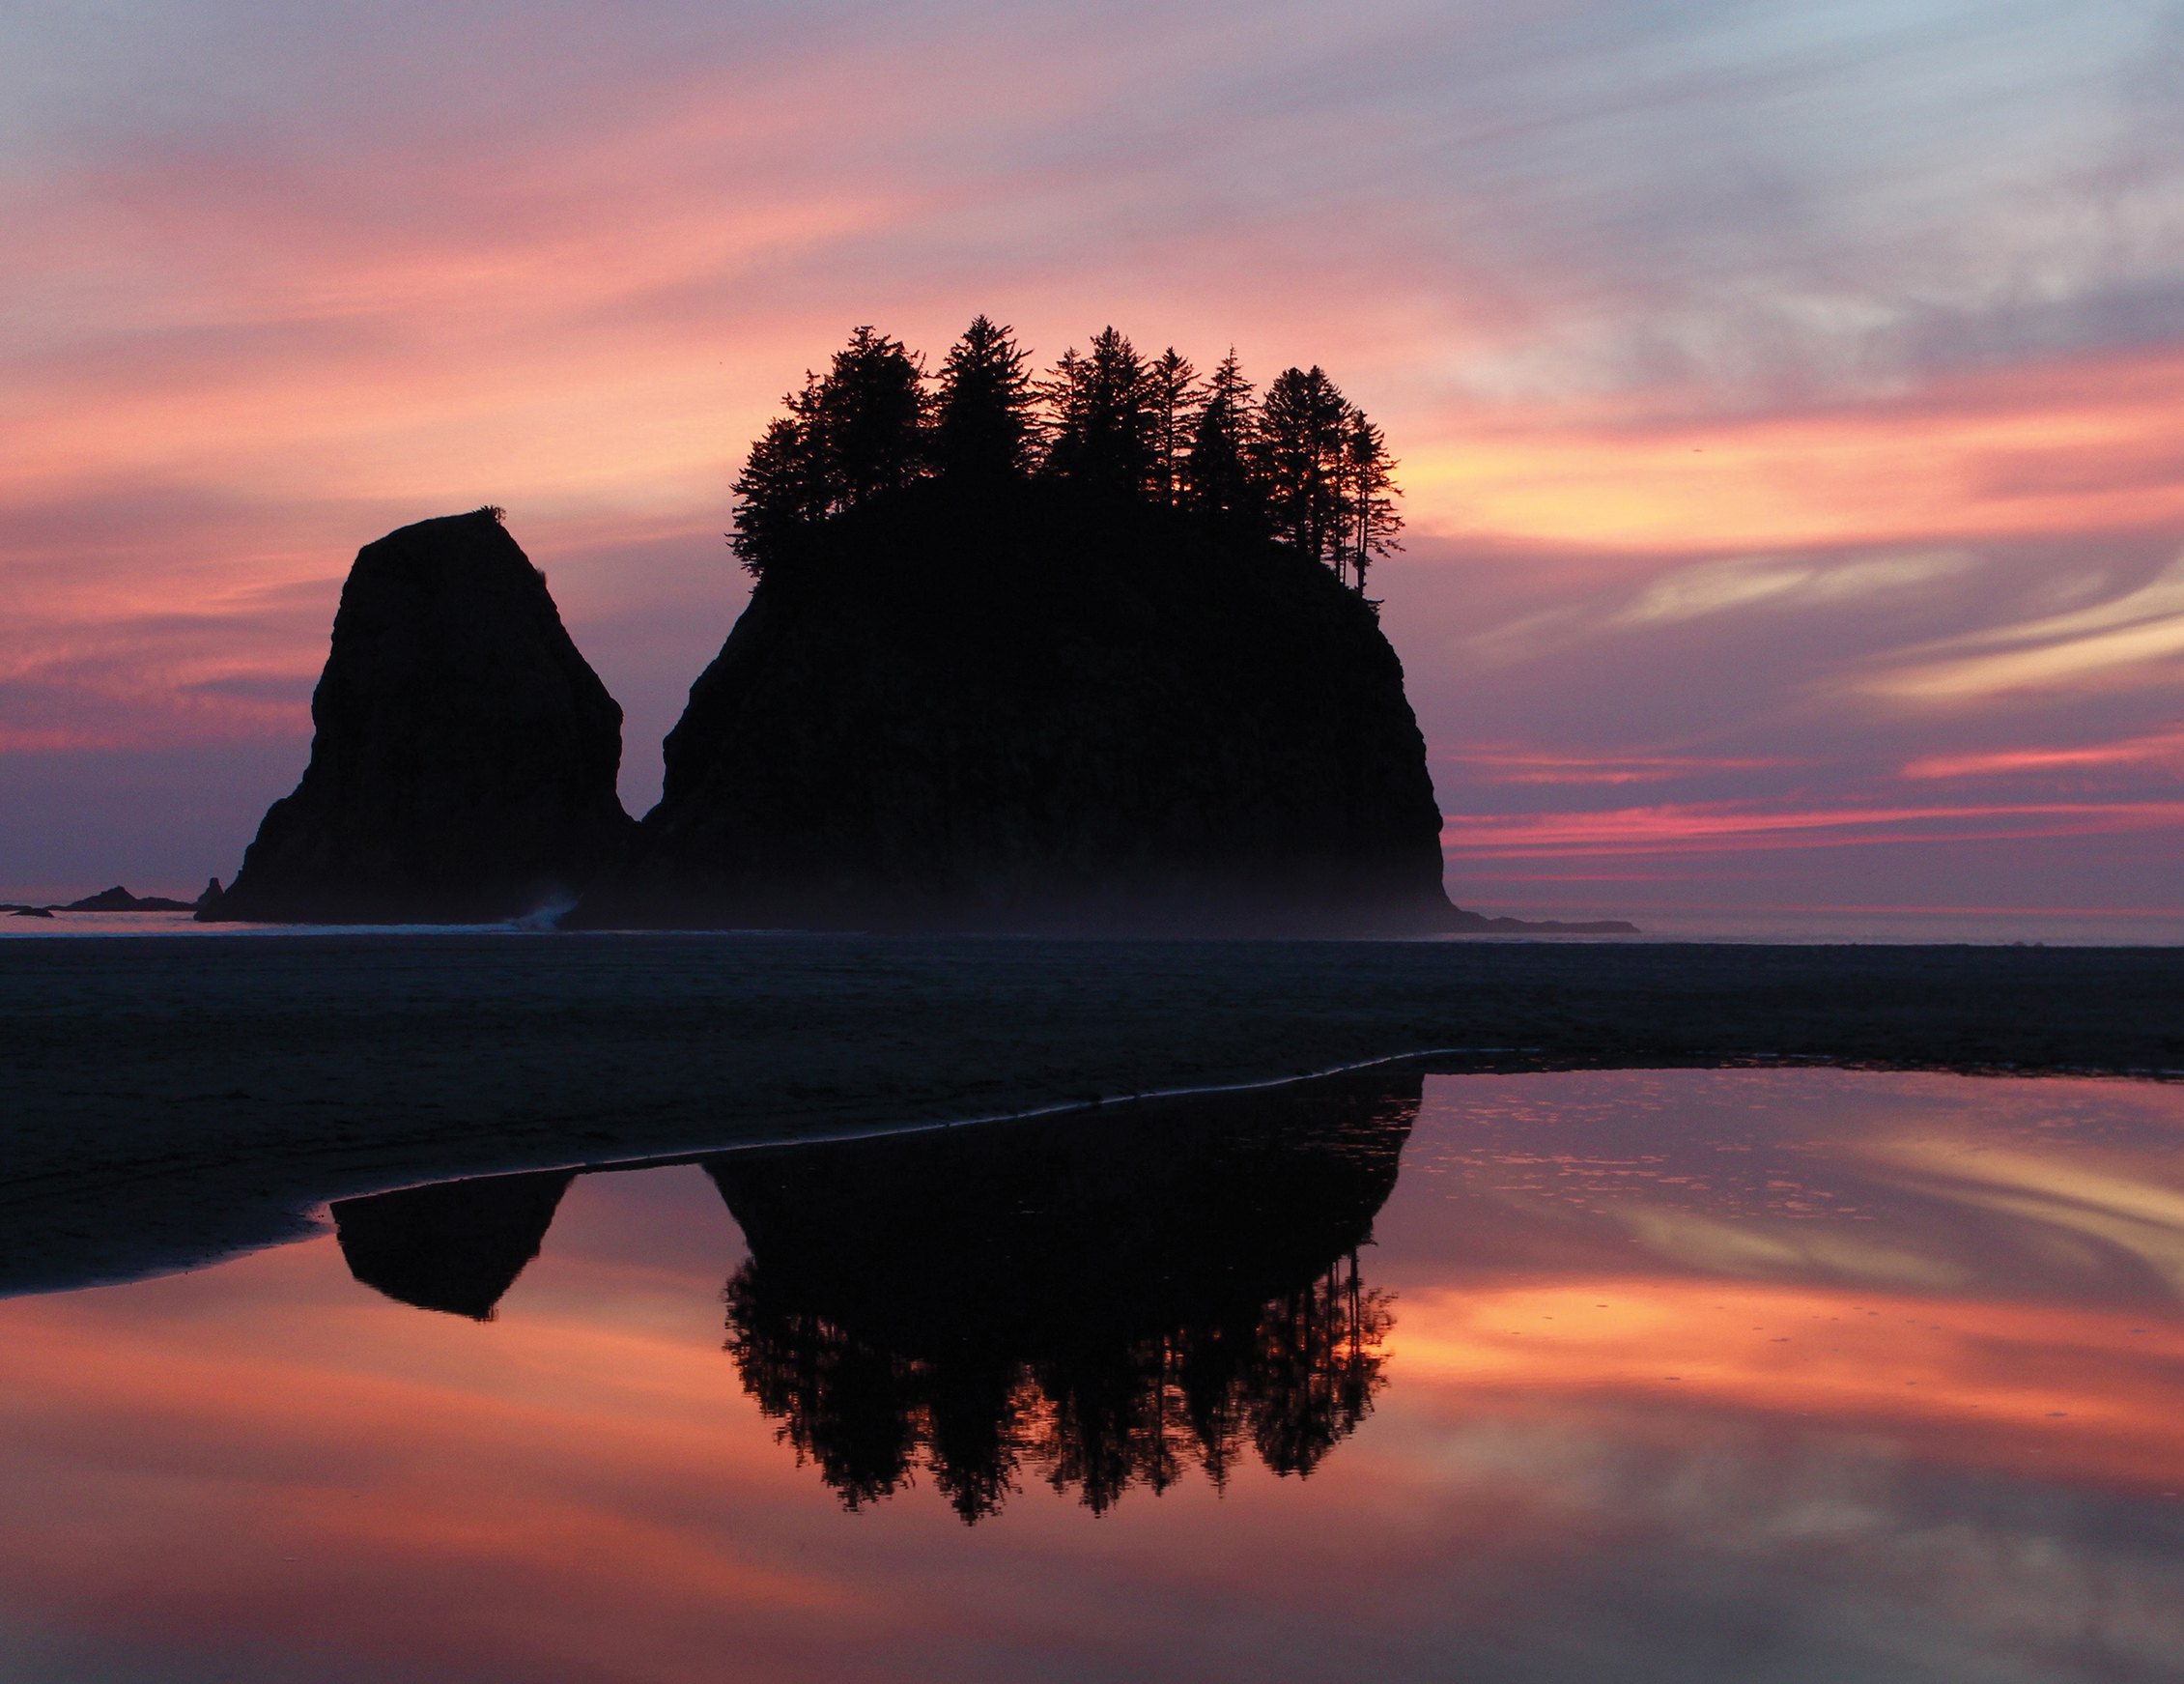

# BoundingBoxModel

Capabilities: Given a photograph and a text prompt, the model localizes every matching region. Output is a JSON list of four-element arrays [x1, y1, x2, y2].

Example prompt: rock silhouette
[[192, 498, 1630, 931], [59, 886, 200, 911], [331, 1168, 576, 1320], [710, 1068, 1417, 1521], [203, 509, 635, 923], [603, 482, 1460, 932]]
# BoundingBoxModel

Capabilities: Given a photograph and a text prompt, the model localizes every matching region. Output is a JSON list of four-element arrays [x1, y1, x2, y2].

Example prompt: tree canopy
[[731, 318, 1404, 590]]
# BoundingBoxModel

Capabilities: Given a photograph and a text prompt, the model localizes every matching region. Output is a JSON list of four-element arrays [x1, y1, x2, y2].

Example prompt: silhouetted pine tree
[[729, 328, 927, 578], [1256, 366, 1353, 571], [1040, 327, 1155, 499], [1181, 349, 1258, 526], [1146, 348, 1200, 507], [809, 326, 928, 508], [934, 315, 1035, 483], [1343, 411, 1404, 595], [729, 414, 822, 577], [733, 324, 1401, 594]]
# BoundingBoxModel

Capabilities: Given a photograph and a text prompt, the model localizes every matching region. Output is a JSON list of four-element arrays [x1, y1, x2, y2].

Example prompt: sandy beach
[[5, 932, 2181, 1296]]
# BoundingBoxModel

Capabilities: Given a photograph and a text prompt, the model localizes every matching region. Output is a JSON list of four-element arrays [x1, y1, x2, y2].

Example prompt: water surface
[[2, 1069, 2180, 1682], [8, 907, 2182, 942]]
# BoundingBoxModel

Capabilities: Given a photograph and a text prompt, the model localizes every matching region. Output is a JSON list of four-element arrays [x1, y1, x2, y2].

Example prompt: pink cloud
[[1437, 746, 1809, 785], [1442, 799, 2184, 860], [1902, 728, 2184, 780]]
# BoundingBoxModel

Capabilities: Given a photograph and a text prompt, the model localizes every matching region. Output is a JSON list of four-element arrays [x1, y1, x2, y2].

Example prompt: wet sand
[[4, 933, 2180, 1294]]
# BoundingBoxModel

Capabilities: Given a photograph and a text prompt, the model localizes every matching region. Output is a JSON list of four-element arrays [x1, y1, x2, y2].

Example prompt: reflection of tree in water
[[712, 1073, 1414, 1523]]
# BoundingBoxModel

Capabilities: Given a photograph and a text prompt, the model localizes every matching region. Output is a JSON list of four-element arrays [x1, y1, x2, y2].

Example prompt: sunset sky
[[5, 0, 2181, 917]]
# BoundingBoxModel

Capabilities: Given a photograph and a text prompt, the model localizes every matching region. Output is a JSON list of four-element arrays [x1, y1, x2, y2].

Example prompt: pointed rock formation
[[204, 509, 635, 923]]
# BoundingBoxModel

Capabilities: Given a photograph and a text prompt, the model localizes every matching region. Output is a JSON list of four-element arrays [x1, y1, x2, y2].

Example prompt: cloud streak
[[1901, 728, 2184, 780], [1442, 798, 2184, 860], [1860, 555, 2184, 698]]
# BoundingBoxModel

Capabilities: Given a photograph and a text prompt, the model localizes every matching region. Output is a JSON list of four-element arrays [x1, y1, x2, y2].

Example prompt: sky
[[4, 0, 2181, 919]]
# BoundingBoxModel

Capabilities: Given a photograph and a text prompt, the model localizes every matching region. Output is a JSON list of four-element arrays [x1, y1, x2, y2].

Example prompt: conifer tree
[[729, 328, 925, 578], [1181, 349, 1258, 524], [934, 315, 1035, 483], [1256, 366, 1352, 570], [1145, 348, 1200, 506], [732, 324, 1402, 596], [729, 412, 822, 578], [809, 326, 927, 509], [1343, 411, 1404, 595], [1040, 327, 1155, 499]]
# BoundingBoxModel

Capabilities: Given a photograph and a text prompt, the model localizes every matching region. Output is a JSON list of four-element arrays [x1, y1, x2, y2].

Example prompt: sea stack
[[204, 509, 635, 923], [607, 484, 1458, 933]]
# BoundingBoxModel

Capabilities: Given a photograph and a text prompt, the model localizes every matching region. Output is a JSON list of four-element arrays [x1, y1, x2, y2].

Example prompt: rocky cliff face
[[205, 509, 634, 923], [607, 483, 1456, 933]]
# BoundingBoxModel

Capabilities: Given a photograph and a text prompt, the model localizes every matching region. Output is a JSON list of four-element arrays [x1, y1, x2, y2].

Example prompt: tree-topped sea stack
[[603, 319, 1464, 933], [204, 508, 635, 924]]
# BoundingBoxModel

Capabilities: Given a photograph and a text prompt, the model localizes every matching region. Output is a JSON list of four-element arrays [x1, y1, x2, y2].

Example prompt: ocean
[[5, 906, 2180, 943]]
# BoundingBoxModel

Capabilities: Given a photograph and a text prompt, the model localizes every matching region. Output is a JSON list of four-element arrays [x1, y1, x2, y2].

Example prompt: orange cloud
[[1409, 350, 2184, 554], [1392, 1276, 2184, 1494]]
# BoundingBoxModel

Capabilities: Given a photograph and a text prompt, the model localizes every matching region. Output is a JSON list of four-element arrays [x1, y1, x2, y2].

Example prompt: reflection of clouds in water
[[1376, 1407, 2184, 1683], [1607, 1204, 1972, 1291], [1588, 1137, 2184, 1300], [1405, 1070, 2184, 1307], [1858, 1135, 2184, 1303], [1392, 1276, 2184, 1490]]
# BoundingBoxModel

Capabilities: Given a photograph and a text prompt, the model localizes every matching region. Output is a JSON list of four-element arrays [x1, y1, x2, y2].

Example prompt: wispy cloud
[[1860, 555, 2184, 698], [1902, 728, 2184, 780], [1437, 747, 1807, 785], [1612, 549, 1976, 627], [1463, 544, 1982, 668], [1441, 799, 2184, 859]]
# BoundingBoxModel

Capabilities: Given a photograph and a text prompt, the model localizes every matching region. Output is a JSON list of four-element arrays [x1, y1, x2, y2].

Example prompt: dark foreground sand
[[5, 932, 2180, 1296]]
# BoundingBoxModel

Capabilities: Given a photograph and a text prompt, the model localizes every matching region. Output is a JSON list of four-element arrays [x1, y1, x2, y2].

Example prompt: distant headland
[[198, 320, 1635, 936], [6, 884, 219, 918]]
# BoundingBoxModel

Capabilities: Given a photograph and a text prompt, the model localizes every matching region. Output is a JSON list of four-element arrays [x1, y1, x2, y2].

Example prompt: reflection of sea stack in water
[[330, 1168, 576, 1320], [601, 484, 1463, 933], [710, 1070, 1418, 1522], [202, 508, 635, 923]]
